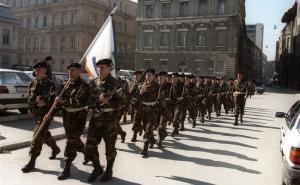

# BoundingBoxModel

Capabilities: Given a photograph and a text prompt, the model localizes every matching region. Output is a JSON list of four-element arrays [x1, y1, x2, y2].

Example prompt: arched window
[[177, 62, 188, 72]]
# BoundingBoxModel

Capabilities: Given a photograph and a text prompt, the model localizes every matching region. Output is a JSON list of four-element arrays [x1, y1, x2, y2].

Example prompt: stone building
[[0, 3, 19, 69], [135, 0, 247, 77], [0, 0, 137, 71], [246, 23, 264, 50]]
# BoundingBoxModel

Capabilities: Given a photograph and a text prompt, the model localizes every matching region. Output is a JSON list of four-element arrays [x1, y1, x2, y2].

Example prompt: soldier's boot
[[121, 131, 127, 143], [201, 115, 205, 123], [21, 156, 37, 173], [149, 137, 156, 149], [139, 130, 143, 136], [234, 116, 238, 126], [122, 115, 127, 124], [131, 132, 137, 142], [168, 121, 172, 125], [240, 114, 244, 123], [208, 113, 212, 120], [100, 160, 114, 182], [180, 123, 184, 131], [157, 139, 163, 148], [192, 120, 196, 128], [57, 159, 71, 180], [49, 144, 60, 160], [87, 160, 103, 182], [82, 154, 90, 165], [140, 143, 149, 157]]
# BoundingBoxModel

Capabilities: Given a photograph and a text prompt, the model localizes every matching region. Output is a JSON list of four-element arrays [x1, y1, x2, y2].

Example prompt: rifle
[[32, 79, 72, 143]]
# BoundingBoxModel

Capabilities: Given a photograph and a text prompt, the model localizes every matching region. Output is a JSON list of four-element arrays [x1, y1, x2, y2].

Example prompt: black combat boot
[[208, 113, 211, 120], [121, 131, 126, 143], [149, 137, 156, 149], [21, 156, 37, 173], [49, 144, 60, 160], [131, 132, 137, 142], [192, 119, 196, 128], [57, 159, 71, 180], [240, 114, 244, 123], [234, 116, 238, 126], [140, 143, 149, 157], [87, 160, 103, 182], [200, 115, 205, 123], [157, 139, 162, 148], [100, 160, 115, 182]]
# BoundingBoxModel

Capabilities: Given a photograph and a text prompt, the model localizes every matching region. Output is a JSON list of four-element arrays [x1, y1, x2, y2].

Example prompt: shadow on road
[[157, 175, 215, 185]]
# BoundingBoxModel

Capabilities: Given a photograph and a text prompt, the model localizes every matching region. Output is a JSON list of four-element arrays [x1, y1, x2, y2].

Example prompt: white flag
[[80, 14, 117, 78]]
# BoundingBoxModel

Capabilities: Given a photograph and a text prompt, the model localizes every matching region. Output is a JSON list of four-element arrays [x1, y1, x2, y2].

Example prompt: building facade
[[0, 3, 19, 69], [0, 0, 137, 71], [135, 0, 247, 77], [246, 23, 264, 50]]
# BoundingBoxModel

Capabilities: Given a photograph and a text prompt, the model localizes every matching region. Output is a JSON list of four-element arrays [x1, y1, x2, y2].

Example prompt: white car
[[276, 100, 300, 185], [0, 69, 32, 113]]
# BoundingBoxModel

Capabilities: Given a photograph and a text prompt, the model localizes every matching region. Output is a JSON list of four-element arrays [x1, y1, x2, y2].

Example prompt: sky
[[130, 0, 296, 61]]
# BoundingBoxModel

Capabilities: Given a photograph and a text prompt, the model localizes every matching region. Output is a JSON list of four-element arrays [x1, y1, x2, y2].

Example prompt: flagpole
[[79, 6, 119, 65]]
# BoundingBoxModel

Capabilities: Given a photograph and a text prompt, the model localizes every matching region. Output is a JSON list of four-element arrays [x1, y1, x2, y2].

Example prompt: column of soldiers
[[22, 58, 249, 182]]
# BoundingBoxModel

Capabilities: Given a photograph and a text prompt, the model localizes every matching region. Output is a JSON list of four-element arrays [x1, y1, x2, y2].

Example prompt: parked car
[[0, 69, 32, 114], [255, 87, 265, 94], [276, 100, 300, 185]]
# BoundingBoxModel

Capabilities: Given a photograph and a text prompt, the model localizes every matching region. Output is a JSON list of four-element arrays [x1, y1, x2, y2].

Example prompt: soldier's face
[[35, 68, 47, 79], [198, 78, 204, 83], [68, 67, 81, 79], [166, 76, 172, 82], [238, 74, 244, 80], [98, 64, 111, 78], [158, 75, 166, 84], [134, 74, 142, 81], [145, 73, 154, 83], [172, 76, 178, 83]]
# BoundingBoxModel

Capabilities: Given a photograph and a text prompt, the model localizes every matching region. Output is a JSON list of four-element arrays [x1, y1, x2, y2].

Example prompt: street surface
[[0, 88, 299, 185]]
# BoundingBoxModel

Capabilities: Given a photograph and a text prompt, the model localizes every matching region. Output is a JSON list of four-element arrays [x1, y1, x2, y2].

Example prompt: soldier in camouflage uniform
[[226, 78, 235, 113], [171, 73, 185, 137], [130, 70, 144, 142], [139, 69, 160, 157], [217, 77, 229, 115], [233, 72, 249, 126], [196, 76, 208, 123], [180, 74, 197, 128], [46, 63, 90, 180], [21, 62, 60, 173], [84, 59, 127, 182]]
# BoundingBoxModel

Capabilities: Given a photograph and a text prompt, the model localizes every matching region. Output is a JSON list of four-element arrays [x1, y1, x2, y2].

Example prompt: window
[[197, 60, 214, 75], [41, 37, 47, 50], [51, 36, 57, 50], [60, 34, 66, 50], [26, 17, 31, 28], [198, 0, 208, 15], [91, 14, 97, 27], [144, 32, 153, 47], [70, 35, 76, 49], [160, 59, 168, 71], [61, 13, 68, 25], [145, 4, 154, 18], [42, 16, 47, 27], [160, 32, 170, 47], [215, 30, 226, 46], [162, 3, 171, 18], [178, 61, 188, 72], [52, 14, 59, 26], [218, 0, 225, 14], [179, 1, 189, 17], [33, 38, 39, 50], [70, 11, 78, 24], [144, 59, 152, 68], [178, 31, 188, 47], [60, 60, 65, 71], [2, 29, 9, 45], [196, 31, 207, 46], [215, 61, 224, 75], [34, 17, 39, 28]]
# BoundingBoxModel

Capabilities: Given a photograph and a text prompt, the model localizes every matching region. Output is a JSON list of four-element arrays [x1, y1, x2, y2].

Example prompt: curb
[[0, 122, 132, 153]]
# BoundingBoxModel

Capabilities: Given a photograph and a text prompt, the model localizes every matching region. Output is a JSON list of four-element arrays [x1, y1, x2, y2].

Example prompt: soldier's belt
[[234, 92, 246, 95], [177, 97, 184, 100], [166, 98, 171, 101], [95, 108, 117, 113], [210, 94, 218, 96], [65, 106, 88, 113], [220, 92, 227, 95], [197, 95, 205, 98], [132, 98, 138, 101], [142, 101, 157, 106]]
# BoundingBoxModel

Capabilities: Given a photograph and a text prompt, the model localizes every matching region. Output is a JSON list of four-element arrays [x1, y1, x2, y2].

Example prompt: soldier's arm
[[27, 81, 36, 112], [88, 79, 98, 109], [72, 83, 90, 107], [106, 83, 127, 110]]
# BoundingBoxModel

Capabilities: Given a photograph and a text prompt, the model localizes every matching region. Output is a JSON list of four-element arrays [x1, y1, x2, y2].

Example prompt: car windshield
[[0, 72, 31, 86]]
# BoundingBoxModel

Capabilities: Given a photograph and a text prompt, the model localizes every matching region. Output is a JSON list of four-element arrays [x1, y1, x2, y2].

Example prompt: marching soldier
[[209, 77, 221, 117], [84, 59, 127, 182], [21, 61, 60, 173], [217, 77, 229, 115], [130, 70, 144, 142], [139, 69, 160, 157], [46, 63, 90, 180], [196, 76, 208, 123], [203, 76, 213, 120], [233, 72, 249, 126], [226, 78, 235, 113]]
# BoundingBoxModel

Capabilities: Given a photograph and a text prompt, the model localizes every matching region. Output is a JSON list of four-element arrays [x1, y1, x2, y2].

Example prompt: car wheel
[[19, 108, 28, 114]]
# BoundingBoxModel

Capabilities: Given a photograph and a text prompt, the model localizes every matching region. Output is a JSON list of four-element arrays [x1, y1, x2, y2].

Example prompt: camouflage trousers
[[85, 114, 118, 163], [209, 95, 219, 116], [197, 97, 207, 121], [62, 110, 87, 161], [217, 95, 229, 114], [131, 104, 143, 134], [173, 103, 184, 130], [226, 94, 234, 111], [141, 105, 159, 145], [181, 104, 197, 127], [234, 94, 246, 117], [158, 107, 172, 140]]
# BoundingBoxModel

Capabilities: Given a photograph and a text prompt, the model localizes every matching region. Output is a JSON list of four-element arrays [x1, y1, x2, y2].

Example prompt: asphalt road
[[0, 89, 299, 185]]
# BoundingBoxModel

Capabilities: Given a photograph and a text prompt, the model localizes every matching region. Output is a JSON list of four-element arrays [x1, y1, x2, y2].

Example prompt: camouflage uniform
[[140, 81, 160, 156], [28, 78, 59, 158], [130, 80, 143, 142], [233, 79, 249, 125], [180, 82, 197, 128], [196, 82, 208, 123], [171, 81, 185, 136], [209, 82, 221, 117], [85, 74, 127, 180], [226, 82, 235, 113], [217, 82, 229, 115]]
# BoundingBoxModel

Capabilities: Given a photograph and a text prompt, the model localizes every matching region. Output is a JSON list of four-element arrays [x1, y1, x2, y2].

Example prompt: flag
[[80, 7, 118, 78]]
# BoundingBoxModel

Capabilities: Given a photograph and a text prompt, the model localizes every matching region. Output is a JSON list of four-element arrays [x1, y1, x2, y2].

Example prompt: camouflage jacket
[[182, 83, 197, 107], [209, 83, 221, 95], [233, 79, 249, 96], [28, 77, 56, 112]]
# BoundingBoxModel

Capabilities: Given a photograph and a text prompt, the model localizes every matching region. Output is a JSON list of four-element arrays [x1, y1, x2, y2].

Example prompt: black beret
[[67, 63, 81, 69], [33, 61, 48, 69], [190, 74, 196, 78], [166, 74, 172, 77], [96, 59, 112, 66], [145, 68, 155, 75], [172, 72, 180, 77], [237, 71, 244, 75], [180, 73, 185, 77], [44, 56, 53, 61], [198, 76, 204, 79], [133, 70, 143, 75], [158, 71, 168, 76]]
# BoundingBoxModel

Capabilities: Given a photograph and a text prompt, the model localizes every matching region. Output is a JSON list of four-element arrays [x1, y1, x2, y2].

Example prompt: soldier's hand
[[55, 97, 62, 103], [43, 114, 52, 122], [36, 98, 46, 107], [99, 94, 109, 104]]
